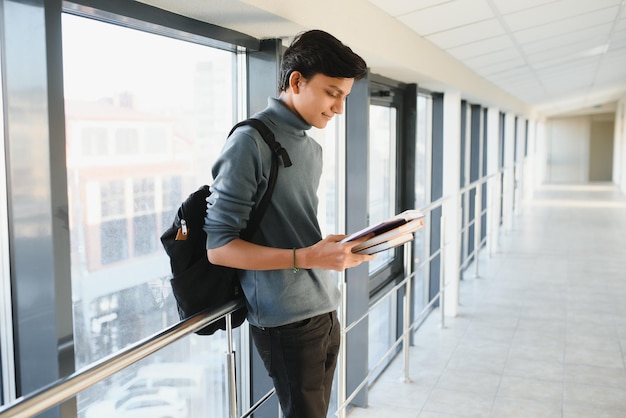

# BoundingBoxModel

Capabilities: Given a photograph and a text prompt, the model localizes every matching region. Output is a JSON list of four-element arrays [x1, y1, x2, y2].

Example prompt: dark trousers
[[250, 311, 340, 418]]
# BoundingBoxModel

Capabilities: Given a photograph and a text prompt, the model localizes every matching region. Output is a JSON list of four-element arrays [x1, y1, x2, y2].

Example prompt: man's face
[[292, 73, 355, 129]]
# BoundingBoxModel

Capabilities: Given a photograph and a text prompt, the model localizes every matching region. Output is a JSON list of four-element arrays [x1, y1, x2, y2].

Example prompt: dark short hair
[[278, 30, 367, 92]]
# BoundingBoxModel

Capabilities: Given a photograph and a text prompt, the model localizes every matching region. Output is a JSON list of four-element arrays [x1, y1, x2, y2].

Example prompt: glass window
[[309, 115, 345, 416], [368, 104, 397, 273], [100, 180, 125, 219], [82, 126, 108, 156], [62, 10, 236, 417], [310, 115, 345, 238], [413, 93, 432, 316], [367, 294, 396, 378], [144, 126, 167, 153], [365, 95, 401, 385], [115, 127, 139, 154]]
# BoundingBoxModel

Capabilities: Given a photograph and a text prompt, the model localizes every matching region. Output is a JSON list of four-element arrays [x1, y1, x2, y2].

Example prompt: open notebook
[[340, 210, 425, 255]]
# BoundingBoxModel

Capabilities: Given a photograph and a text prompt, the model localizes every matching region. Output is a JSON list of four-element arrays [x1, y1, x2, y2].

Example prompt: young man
[[204, 30, 372, 417]]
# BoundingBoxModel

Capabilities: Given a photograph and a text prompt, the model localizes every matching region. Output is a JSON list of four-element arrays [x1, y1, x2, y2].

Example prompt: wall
[[546, 117, 590, 183], [546, 114, 616, 184], [588, 115, 614, 182]]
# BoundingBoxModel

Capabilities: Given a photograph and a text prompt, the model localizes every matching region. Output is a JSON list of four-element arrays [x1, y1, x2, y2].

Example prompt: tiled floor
[[347, 184, 626, 418]]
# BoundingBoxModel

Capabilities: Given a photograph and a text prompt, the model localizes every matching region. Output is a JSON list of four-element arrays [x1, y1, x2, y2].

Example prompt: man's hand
[[301, 234, 376, 272]]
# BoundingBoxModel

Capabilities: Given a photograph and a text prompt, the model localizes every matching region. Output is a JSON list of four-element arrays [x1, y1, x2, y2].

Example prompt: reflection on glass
[[62, 12, 236, 417], [368, 105, 397, 272], [80, 338, 228, 418]]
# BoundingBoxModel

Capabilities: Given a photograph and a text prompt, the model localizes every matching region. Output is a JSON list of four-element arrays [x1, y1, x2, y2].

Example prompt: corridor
[[348, 183, 626, 418]]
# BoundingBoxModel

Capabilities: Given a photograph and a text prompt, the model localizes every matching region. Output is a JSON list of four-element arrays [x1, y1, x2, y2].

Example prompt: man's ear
[[289, 71, 303, 94]]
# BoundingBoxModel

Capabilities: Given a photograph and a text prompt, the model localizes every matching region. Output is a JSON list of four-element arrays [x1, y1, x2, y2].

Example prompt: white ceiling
[[367, 0, 626, 116], [138, 0, 626, 117]]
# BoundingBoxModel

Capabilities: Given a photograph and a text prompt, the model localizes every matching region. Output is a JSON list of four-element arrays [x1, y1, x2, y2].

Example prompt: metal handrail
[[0, 171, 504, 418], [0, 299, 245, 418], [335, 172, 503, 416]]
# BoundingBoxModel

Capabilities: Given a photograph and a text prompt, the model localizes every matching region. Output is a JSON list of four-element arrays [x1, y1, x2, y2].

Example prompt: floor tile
[[345, 185, 626, 418]]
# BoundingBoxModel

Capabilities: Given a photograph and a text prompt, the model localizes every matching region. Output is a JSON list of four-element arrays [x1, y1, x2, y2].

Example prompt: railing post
[[225, 314, 238, 418], [337, 278, 348, 418], [474, 184, 482, 278], [487, 177, 494, 256], [439, 214, 446, 329], [403, 241, 412, 383]]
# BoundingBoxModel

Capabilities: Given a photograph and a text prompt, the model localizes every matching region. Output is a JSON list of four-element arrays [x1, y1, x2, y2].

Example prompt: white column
[[442, 91, 461, 317], [502, 112, 516, 230], [614, 99, 626, 193], [485, 107, 500, 254], [535, 118, 548, 187], [514, 117, 526, 214], [523, 118, 536, 201]]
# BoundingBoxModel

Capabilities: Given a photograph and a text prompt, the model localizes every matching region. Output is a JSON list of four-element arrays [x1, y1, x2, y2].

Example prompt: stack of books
[[341, 210, 425, 255]]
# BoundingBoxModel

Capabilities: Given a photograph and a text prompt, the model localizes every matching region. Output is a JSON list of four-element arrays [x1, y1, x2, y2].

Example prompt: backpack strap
[[228, 118, 293, 168], [227, 118, 292, 240]]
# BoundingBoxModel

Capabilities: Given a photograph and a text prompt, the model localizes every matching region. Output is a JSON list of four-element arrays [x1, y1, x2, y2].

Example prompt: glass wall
[[413, 93, 432, 317], [365, 80, 402, 384], [368, 104, 397, 273], [61, 10, 237, 417], [310, 115, 345, 239]]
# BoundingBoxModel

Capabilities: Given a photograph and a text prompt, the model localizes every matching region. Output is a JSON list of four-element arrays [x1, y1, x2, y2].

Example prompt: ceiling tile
[[521, 25, 611, 55], [398, 0, 494, 36], [513, 7, 619, 44], [464, 47, 523, 69], [609, 35, 626, 51], [473, 56, 527, 76], [491, 0, 560, 15], [503, 1, 621, 33], [446, 35, 515, 60], [527, 39, 612, 68], [504, 84, 547, 103], [489, 67, 535, 84], [425, 18, 505, 49], [536, 59, 597, 79], [366, 0, 449, 17]]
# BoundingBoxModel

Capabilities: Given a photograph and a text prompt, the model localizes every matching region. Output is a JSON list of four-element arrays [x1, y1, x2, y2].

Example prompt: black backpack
[[160, 118, 292, 335]]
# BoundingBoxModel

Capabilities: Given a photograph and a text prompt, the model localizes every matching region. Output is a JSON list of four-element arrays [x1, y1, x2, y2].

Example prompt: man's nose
[[331, 98, 344, 114]]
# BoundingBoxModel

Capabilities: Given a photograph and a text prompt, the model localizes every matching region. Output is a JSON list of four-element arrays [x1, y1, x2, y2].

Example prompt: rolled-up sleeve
[[204, 130, 268, 249]]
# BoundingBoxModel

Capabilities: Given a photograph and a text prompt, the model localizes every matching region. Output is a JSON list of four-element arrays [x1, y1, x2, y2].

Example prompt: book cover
[[351, 217, 425, 253], [353, 233, 416, 255], [340, 209, 424, 244], [341, 209, 425, 254]]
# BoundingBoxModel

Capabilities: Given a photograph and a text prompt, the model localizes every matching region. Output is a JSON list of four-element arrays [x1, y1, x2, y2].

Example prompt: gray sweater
[[204, 98, 340, 327]]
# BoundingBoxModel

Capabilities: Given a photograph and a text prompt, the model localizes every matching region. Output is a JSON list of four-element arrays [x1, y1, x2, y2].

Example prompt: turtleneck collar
[[265, 97, 312, 134]]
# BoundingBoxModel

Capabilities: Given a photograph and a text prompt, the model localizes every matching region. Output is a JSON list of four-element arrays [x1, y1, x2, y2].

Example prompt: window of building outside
[[62, 12, 237, 417]]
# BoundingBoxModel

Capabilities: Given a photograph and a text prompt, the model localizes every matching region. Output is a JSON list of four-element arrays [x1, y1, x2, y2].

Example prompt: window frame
[[367, 77, 406, 296]]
